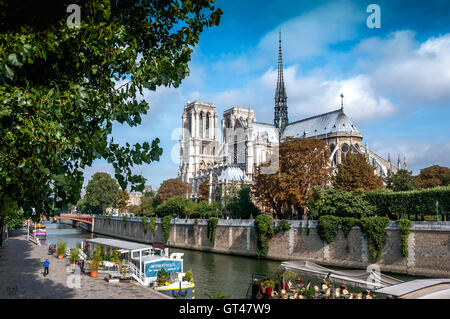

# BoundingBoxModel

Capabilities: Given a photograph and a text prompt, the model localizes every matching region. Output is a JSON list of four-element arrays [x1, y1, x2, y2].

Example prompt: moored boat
[[31, 229, 47, 239], [83, 238, 195, 299]]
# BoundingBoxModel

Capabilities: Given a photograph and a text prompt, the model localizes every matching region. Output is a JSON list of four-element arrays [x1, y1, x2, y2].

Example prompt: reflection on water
[[41, 222, 96, 248], [42, 221, 420, 299]]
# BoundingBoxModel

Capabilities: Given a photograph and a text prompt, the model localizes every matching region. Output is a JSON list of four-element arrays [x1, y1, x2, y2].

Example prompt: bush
[[207, 217, 219, 245], [274, 219, 291, 234], [340, 217, 359, 238], [184, 270, 194, 283], [155, 196, 194, 217], [141, 216, 148, 234], [359, 216, 390, 262], [317, 215, 341, 244], [150, 217, 156, 235], [161, 215, 172, 244], [254, 214, 274, 258], [308, 186, 376, 219], [56, 240, 67, 256], [397, 219, 412, 257], [365, 186, 450, 220], [157, 268, 171, 286], [193, 201, 221, 219]]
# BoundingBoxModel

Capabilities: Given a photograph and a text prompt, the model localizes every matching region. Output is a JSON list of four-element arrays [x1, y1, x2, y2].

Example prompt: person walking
[[43, 259, 50, 276]]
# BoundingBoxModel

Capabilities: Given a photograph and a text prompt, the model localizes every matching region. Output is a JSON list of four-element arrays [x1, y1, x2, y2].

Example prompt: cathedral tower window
[[199, 113, 204, 138], [206, 113, 210, 138]]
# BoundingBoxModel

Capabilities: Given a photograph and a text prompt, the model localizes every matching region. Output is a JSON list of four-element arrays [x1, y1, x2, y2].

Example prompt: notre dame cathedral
[[178, 33, 404, 201]]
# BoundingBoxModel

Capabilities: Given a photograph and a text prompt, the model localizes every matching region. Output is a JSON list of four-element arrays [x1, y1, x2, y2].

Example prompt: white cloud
[[357, 32, 450, 104], [370, 139, 450, 175]]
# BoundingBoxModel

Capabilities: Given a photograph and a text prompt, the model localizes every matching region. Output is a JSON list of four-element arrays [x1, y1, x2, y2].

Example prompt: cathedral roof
[[252, 122, 279, 143], [218, 166, 250, 182], [282, 108, 359, 139]]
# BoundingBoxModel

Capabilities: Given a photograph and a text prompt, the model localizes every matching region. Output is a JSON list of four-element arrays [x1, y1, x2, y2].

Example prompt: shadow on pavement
[[0, 229, 76, 299]]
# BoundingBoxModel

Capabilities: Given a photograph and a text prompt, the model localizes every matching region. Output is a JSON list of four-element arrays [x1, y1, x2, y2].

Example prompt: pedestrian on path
[[43, 259, 50, 276]]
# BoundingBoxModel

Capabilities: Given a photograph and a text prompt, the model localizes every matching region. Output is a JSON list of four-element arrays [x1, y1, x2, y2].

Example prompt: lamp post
[[436, 200, 439, 222]]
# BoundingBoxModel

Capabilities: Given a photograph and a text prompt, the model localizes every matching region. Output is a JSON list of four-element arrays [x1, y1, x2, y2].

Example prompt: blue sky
[[84, 0, 450, 190]]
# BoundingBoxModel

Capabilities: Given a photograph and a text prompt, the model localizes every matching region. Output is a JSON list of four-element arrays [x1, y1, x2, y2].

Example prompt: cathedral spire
[[274, 31, 288, 134]]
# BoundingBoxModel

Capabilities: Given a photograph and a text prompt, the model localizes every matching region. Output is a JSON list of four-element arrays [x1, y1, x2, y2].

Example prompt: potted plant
[[156, 268, 171, 286], [88, 248, 102, 278], [183, 270, 194, 283], [56, 240, 67, 259], [69, 247, 80, 271]]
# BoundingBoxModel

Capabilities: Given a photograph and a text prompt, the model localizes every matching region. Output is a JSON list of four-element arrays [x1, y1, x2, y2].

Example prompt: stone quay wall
[[66, 216, 450, 278]]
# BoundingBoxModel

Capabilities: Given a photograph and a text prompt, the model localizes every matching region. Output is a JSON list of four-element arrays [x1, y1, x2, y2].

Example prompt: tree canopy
[[416, 165, 450, 189], [198, 180, 209, 202], [253, 137, 332, 217], [117, 189, 130, 213], [385, 169, 420, 192], [333, 153, 383, 191], [80, 172, 119, 214], [157, 178, 191, 203], [0, 0, 222, 220]]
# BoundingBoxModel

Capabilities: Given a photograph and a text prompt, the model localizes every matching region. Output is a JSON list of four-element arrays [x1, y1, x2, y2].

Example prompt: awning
[[375, 279, 450, 298], [280, 260, 403, 290]]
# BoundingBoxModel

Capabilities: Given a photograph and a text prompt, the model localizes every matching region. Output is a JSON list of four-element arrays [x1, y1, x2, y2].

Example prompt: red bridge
[[58, 214, 94, 225]]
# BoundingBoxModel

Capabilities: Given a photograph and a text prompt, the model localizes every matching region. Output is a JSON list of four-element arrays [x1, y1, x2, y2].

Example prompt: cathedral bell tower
[[274, 31, 288, 134]]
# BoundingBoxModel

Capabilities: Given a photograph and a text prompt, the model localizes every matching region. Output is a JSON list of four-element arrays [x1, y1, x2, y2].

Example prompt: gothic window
[[199, 112, 203, 138], [206, 113, 210, 138], [341, 143, 349, 153], [341, 143, 349, 163], [212, 147, 215, 156], [185, 114, 191, 136]]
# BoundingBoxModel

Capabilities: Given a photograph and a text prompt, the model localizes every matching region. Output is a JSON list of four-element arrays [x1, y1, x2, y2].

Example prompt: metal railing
[[125, 261, 145, 286], [29, 234, 41, 246]]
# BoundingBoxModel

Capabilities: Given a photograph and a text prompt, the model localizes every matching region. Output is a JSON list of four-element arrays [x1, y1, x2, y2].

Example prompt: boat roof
[[280, 260, 403, 289], [375, 279, 450, 298], [85, 238, 151, 251]]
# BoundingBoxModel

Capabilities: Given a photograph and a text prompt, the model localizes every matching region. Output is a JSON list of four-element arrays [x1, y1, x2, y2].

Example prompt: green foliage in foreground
[[0, 0, 222, 221]]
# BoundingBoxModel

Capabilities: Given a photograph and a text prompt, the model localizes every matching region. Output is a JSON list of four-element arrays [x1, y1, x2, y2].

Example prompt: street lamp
[[436, 200, 439, 222]]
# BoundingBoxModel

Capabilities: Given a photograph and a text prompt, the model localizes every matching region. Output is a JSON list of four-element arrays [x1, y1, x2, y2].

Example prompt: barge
[[83, 238, 195, 299]]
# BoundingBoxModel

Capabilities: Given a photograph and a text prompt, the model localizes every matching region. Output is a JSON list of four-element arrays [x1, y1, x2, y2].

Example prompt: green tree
[[226, 186, 259, 219], [157, 178, 191, 203], [83, 172, 119, 214], [0, 1, 222, 220], [308, 186, 375, 219], [333, 153, 383, 191], [117, 189, 130, 213], [385, 169, 420, 192], [137, 191, 158, 216], [416, 165, 450, 189], [155, 196, 195, 218]]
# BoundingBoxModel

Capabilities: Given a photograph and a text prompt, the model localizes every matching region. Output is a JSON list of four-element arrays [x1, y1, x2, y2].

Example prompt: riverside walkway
[[0, 230, 171, 299]]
